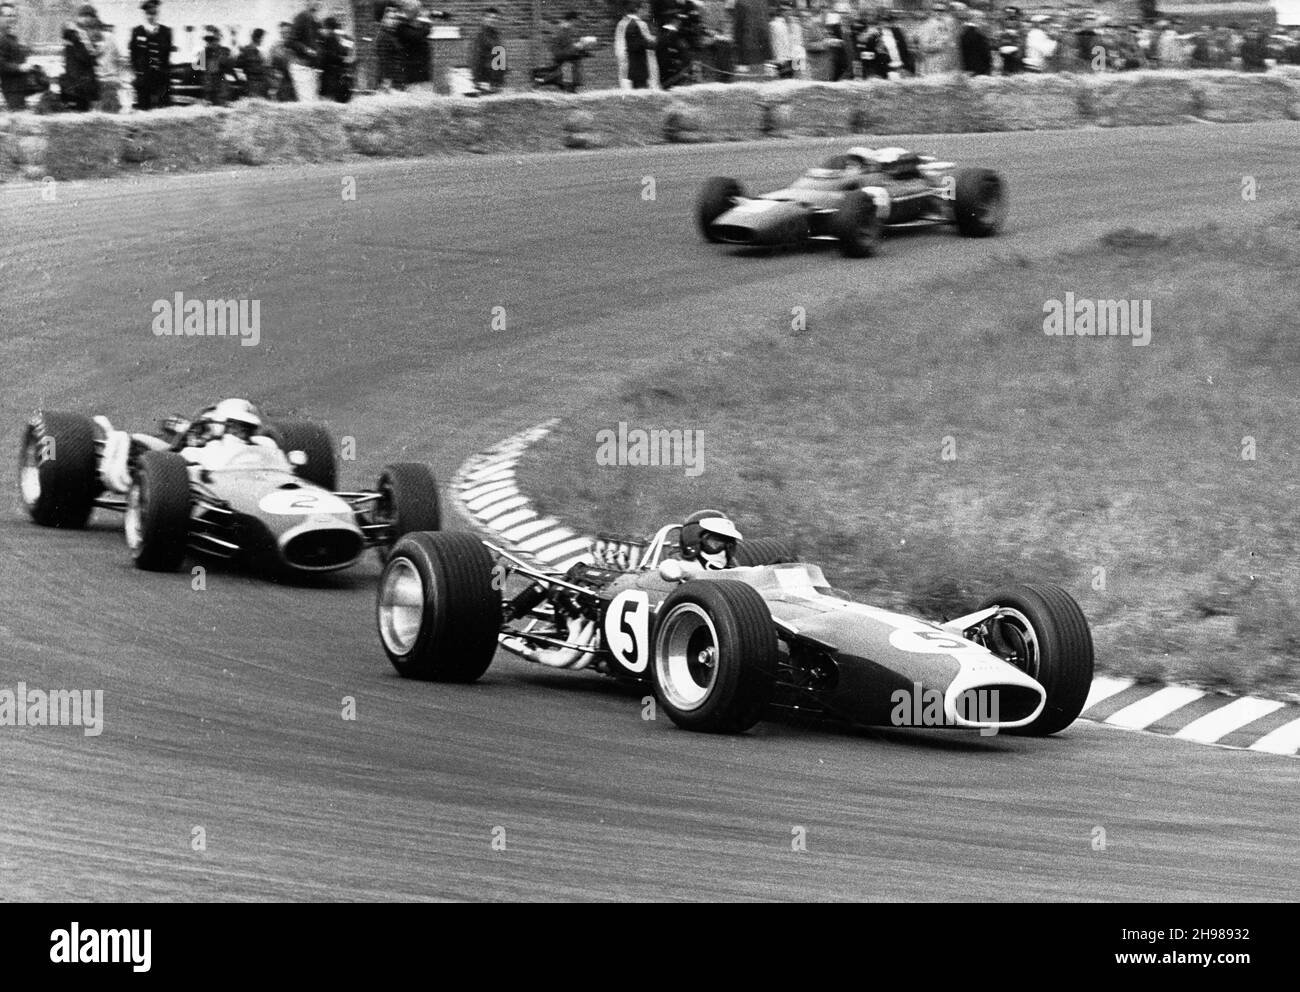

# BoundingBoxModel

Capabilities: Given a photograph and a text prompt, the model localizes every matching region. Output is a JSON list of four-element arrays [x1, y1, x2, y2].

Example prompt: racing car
[[18, 401, 441, 575], [696, 146, 1008, 257], [375, 516, 1094, 738]]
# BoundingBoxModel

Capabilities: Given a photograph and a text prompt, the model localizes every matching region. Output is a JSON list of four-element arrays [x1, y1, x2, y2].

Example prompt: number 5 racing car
[[374, 519, 1094, 739], [18, 403, 442, 575], [696, 145, 1008, 257]]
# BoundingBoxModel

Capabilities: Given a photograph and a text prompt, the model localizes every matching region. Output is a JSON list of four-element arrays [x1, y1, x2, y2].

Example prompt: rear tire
[[651, 580, 778, 733], [377, 531, 500, 681], [267, 420, 337, 491], [126, 450, 191, 572], [374, 463, 442, 558], [953, 167, 1007, 237], [19, 411, 98, 528], [831, 189, 882, 258], [732, 538, 799, 567], [973, 583, 1093, 736], [696, 176, 744, 242]]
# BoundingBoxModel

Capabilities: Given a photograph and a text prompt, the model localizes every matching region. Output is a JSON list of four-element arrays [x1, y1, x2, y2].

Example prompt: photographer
[[0, 1, 31, 111]]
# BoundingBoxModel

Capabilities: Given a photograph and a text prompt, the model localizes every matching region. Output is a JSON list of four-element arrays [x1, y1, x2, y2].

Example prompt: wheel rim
[[981, 607, 1040, 679], [124, 485, 143, 554], [378, 556, 426, 657], [654, 603, 720, 711], [18, 437, 41, 508]]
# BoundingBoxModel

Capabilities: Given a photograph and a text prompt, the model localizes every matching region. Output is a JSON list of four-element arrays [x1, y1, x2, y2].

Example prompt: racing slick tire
[[126, 450, 192, 572], [377, 531, 500, 682], [831, 189, 883, 258], [732, 538, 799, 567], [651, 580, 778, 734], [973, 583, 1093, 736], [953, 168, 1007, 238], [267, 420, 337, 491], [375, 462, 442, 556], [19, 411, 99, 529], [696, 177, 744, 242]]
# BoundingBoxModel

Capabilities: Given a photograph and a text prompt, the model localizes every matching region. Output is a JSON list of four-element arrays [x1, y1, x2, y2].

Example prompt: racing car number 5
[[605, 590, 651, 675]]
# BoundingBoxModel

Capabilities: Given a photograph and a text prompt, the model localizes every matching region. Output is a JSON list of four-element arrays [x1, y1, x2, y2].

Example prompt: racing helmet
[[207, 398, 263, 443], [679, 509, 743, 570]]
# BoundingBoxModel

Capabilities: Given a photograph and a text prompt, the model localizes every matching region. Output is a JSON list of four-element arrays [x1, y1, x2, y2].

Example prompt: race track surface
[[2, 122, 1298, 901]]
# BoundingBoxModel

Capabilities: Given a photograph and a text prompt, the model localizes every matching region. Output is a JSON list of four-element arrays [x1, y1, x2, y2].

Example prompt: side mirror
[[288, 450, 308, 467], [658, 559, 687, 584]]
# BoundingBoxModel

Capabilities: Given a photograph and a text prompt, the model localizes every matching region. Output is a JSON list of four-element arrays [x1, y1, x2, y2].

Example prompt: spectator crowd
[[2, 0, 1299, 114]]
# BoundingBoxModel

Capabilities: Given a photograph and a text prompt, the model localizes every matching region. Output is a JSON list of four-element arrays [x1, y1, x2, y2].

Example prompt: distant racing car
[[19, 402, 441, 575], [375, 518, 1093, 738], [696, 146, 1008, 257]]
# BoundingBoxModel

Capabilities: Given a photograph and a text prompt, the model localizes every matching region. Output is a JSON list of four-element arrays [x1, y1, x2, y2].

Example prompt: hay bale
[[1077, 70, 1199, 126], [220, 101, 348, 166], [1197, 72, 1298, 123], [341, 92, 456, 157], [974, 73, 1086, 130]]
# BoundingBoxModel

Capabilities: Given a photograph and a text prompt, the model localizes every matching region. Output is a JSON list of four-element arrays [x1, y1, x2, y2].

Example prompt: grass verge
[[516, 213, 1300, 700]]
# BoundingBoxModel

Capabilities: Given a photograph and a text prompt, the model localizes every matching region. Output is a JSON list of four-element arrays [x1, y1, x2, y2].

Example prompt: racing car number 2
[[604, 590, 651, 675]]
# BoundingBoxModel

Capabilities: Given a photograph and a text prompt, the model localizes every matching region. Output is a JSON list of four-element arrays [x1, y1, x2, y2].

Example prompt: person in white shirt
[[1023, 14, 1057, 72]]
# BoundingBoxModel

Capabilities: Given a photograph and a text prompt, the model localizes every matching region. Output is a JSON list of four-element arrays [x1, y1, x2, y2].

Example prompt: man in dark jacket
[[732, 0, 771, 72], [959, 11, 993, 75], [0, 2, 31, 111], [318, 16, 350, 100], [62, 5, 102, 111], [237, 28, 270, 99], [374, 3, 405, 89], [199, 25, 234, 104], [269, 21, 297, 100], [397, 0, 432, 88], [287, 0, 321, 101], [472, 6, 506, 92], [128, 0, 171, 109]]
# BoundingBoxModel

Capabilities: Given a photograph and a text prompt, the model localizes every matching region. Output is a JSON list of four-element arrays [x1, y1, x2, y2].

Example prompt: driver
[[179, 398, 264, 449], [679, 509, 743, 569]]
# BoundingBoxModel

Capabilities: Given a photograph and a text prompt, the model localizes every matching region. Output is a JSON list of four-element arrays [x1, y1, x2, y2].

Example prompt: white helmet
[[208, 398, 263, 442]]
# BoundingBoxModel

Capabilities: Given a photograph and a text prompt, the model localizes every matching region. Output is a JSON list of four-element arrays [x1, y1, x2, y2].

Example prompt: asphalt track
[[2, 122, 1299, 901]]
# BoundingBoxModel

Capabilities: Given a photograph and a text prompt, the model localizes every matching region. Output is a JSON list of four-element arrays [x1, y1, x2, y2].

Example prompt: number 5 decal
[[604, 590, 650, 674]]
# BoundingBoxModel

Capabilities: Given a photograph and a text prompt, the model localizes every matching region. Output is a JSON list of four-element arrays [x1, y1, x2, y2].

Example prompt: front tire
[[696, 176, 744, 242], [732, 538, 799, 567], [831, 189, 883, 258], [126, 450, 191, 572], [19, 411, 98, 528], [377, 531, 500, 681], [953, 167, 1007, 237], [651, 580, 778, 733], [973, 584, 1093, 736]]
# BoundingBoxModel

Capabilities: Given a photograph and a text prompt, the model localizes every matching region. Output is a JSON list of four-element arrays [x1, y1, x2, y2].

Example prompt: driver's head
[[208, 398, 262, 443], [680, 510, 742, 570]]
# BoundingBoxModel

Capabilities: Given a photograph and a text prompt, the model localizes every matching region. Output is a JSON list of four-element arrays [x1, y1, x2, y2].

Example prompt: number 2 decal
[[289, 494, 318, 509], [604, 590, 650, 674]]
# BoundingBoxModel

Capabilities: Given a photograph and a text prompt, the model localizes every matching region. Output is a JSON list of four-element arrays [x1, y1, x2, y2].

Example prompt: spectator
[[1023, 14, 1055, 72], [1187, 25, 1213, 68], [996, 6, 1024, 74], [615, 0, 659, 89], [650, 0, 677, 32], [1116, 24, 1146, 70], [199, 25, 234, 104], [876, 9, 914, 78], [1239, 21, 1268, 71], [821, 0, 852, 81], [769, 1, 800, 79], [658, 10, 693, 87], [397, 0, 432, 89], [237, 28, 270, 99], [697, 0, 735, 81], [62, 5, 103, 112], [472, 6, 506, 92], [548, 10, 587, 92], [269, 21, 297, 100], [1285, 27, 1300, 66], [373, 4, 404, 90], [1154, 20, 1185, 68], [801, 1, 834, 80], [318, 16, 350, 100], [94, 18, 127, 111], [128, 0, 172, 110], [1075, 15, 1101, 70], [916, 2, 959, 76], [0, 1, 31, 111], [1210, 26, 1233, 68], [958, 9, 992, 76], [287, 0, 321, 103], [732, 0, 772, 76], [850, 3, 881, 79]]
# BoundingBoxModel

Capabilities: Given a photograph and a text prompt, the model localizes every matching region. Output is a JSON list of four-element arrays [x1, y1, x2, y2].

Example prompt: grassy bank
[[516, 214, 1300, 699]]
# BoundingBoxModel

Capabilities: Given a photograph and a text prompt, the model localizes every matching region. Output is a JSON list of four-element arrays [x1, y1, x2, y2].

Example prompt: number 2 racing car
[[696, 145, 1008, 257], [375, 518, 1094, 739], [18, 403, 442, 575]]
